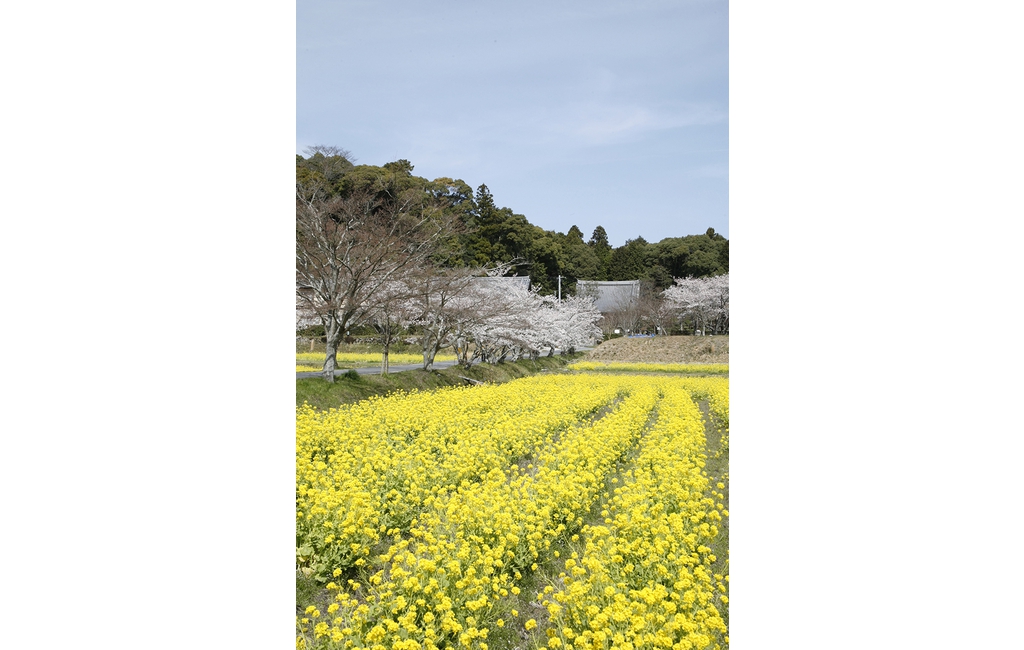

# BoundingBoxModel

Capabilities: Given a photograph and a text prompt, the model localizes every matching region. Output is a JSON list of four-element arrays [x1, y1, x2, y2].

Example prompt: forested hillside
[[297, 147, 728, 295]]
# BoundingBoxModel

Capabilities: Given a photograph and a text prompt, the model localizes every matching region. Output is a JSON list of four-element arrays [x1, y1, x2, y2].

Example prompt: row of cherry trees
[[405, 268, 603, 371], [298, 264, 603, 377]]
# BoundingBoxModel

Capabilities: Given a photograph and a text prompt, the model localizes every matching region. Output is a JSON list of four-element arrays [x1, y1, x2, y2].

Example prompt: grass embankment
[[296, 354, 582, 410], [585, 334, 729, 364]]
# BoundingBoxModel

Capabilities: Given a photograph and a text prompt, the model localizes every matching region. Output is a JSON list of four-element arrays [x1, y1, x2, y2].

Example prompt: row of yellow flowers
[[674, 377, 729, 458], [541, 377, 729, 650], [297, 377, 629, 579], [298, 377, 662, 649], [567, 361, 729, 375]]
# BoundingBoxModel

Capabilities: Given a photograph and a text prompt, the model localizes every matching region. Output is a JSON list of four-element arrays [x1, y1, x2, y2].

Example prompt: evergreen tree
[[588, 225, 613, 280], [649, 229, 728, 279], [608, 236, 649, 281], [559, 228, 601, 289], [474, 184, 496, 223]]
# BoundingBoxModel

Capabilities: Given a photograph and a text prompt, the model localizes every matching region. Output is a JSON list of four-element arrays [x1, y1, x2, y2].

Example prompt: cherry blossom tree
[[407, 267, 479, 370], [662, 273, 729, 335], [546, 294, 604, 353], [466, 283, 542, 364]]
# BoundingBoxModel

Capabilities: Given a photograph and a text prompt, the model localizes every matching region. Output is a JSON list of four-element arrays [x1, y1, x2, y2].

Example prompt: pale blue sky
[[297, 0, 728, 247]]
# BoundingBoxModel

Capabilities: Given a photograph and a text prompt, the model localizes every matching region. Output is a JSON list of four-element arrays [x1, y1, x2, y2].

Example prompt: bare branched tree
[[296, 184, 459, 381], [301, 145, 355, 180], [365, 277, 420, 375]]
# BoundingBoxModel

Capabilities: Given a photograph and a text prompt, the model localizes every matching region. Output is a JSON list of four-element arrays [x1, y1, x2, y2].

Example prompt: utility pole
[[557, 275, 561, 303]]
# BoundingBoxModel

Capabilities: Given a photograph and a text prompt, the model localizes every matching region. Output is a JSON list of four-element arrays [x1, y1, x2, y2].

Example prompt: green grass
[[296, 354, 582, 411]]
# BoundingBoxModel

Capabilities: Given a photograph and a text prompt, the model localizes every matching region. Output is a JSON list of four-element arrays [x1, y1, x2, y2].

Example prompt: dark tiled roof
[[576, 280, 640, 312]]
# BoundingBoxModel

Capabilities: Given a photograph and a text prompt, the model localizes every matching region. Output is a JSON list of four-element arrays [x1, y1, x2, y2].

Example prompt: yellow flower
[[295, 374, 730, 648]]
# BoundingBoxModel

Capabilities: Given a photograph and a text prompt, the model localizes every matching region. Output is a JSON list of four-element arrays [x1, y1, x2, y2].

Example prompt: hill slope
[[583, 335, 729, 364]]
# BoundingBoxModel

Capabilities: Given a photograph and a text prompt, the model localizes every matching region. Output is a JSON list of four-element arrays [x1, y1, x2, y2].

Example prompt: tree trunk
[[322, 314, 343, 383], [377, 320, 392, 375], [422, 332, 442, 370], [454, 336, 472, 369]]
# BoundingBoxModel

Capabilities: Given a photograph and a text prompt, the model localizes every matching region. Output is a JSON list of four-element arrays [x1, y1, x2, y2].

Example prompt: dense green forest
[[297, 147, 728, 295]]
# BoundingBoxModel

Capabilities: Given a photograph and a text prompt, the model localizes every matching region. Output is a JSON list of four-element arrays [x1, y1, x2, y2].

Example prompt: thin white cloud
[[401, 99, 726, 156], [688, 163, 729, 179], [567, 103, 727, 146]]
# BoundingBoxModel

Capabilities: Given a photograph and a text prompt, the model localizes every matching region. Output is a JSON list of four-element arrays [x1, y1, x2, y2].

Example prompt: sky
[[297, 0, 728, 247]]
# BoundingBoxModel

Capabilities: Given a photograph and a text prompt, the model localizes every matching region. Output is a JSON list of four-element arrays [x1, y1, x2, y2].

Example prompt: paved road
[[296, 348, 592, 379], [296, 360, 458, 379]]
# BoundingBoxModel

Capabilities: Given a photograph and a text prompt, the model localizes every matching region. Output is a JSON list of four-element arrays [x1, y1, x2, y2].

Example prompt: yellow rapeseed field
[[297, 372, 729, 650]]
